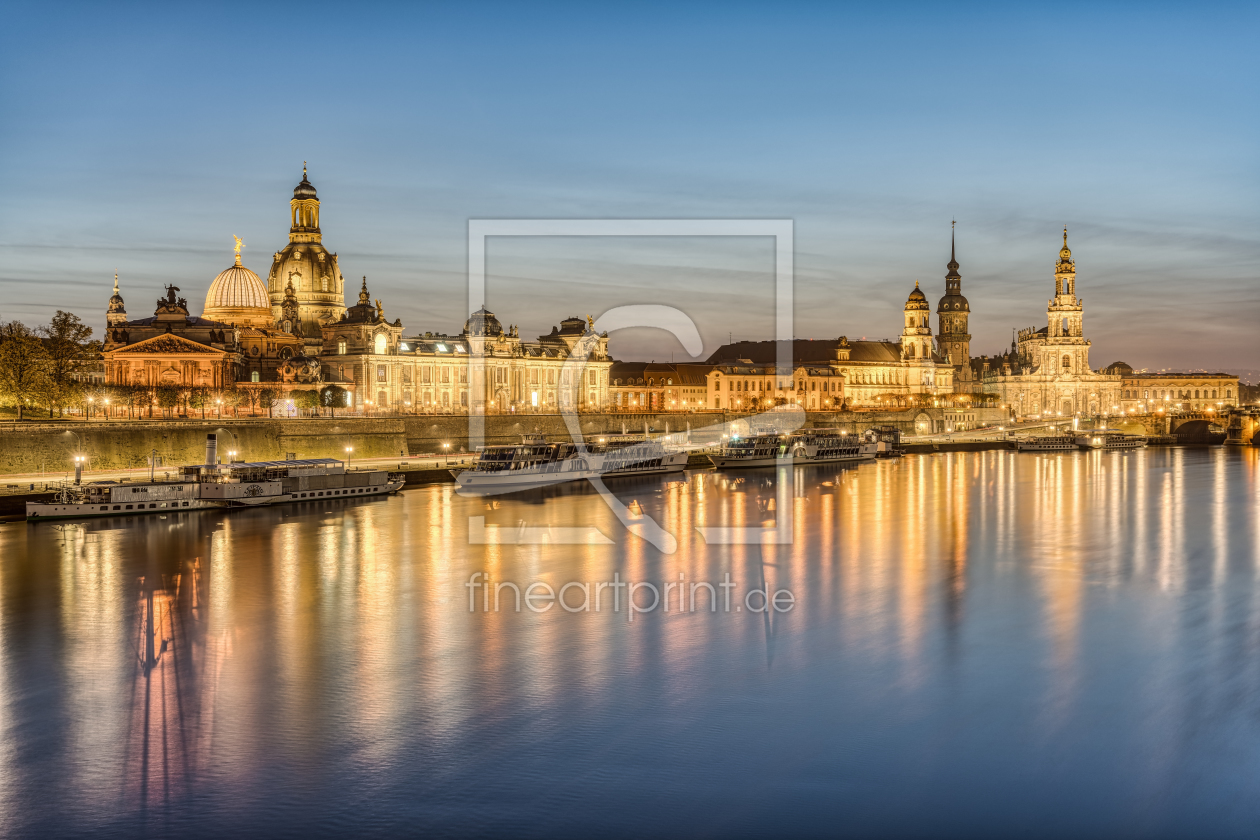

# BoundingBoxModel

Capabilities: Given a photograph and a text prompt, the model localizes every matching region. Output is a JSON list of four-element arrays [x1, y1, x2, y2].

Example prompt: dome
[[204, 254, 273, 327], [293, 177, 318, 200], [937, 294, 969, 312], [905, 282, 929, 310], [464, 306, 503, 337], [207, 261, 269, 310], [293, 164, 318, 200]]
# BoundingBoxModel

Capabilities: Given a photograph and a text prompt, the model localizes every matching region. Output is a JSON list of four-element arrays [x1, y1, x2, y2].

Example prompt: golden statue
[[375, 298, 384, 318], [232, 235, 244, 264], [586, 314, 595, 330]]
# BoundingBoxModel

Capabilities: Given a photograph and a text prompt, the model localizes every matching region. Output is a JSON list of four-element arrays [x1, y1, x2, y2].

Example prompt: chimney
[[206, 434, 218, 466]]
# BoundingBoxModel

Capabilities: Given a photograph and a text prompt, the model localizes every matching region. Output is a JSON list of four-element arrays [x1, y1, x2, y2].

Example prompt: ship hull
[[27, 479, 405, 521], [709, 451, 876, 469], [455, 456, 688, 495]]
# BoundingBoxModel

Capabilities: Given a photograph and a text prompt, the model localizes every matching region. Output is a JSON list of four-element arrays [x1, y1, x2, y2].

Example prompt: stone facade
[[980, 230, 1122, 418]]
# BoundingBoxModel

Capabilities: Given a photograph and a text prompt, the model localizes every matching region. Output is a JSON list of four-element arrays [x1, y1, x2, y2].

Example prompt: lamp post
[[442, 442, 450, 465], [228, 450, 237, 463], [73, 455, 84, 485], [345, 446, 353, 466]]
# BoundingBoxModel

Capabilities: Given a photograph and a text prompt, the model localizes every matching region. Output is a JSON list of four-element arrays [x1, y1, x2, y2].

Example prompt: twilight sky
[[0, 2, 1256, 372]]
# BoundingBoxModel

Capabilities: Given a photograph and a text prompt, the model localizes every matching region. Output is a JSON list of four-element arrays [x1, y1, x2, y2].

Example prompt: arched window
[[374, 334, 387, 355]]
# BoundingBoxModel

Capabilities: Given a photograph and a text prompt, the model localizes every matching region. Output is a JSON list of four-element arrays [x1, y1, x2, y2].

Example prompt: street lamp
[[345, 446, 353, 465], [73, 455, 84, 485], [442, 442, 450, 465], [228, 450, 237, 463]]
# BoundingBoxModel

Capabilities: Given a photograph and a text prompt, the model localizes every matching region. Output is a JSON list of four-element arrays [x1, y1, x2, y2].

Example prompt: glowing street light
[[345, 446, 353, 465]]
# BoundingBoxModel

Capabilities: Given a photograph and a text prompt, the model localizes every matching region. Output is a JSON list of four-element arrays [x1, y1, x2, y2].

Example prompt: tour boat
[[26, 436, 404, 521], [1075, 432, 1148, 451], [454, 435, 689, 494], [1015, 435, 1079, 452], [709, 428, 878, 469]]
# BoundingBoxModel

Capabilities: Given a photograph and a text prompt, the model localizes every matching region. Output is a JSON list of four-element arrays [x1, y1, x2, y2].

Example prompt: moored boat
[[1075, 431, 1148, 451], [1016, 435, 1078, 452], [709, 428, 877, 469], [27, 435, 404, 521], [454, 434, 689, 494]]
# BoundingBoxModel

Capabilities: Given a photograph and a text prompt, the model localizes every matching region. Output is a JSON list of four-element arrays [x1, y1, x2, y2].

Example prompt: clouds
[[0, 3, 1256, 369]]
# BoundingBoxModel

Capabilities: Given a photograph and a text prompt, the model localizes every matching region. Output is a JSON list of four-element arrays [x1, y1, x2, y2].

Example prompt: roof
[[224, 458, 342, 469], [205, 261, 269, 310], [706, 339, 944, 365]]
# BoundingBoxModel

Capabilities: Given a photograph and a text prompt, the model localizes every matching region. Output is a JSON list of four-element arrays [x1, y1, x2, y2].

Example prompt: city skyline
[[1, 3, 1256, 371]]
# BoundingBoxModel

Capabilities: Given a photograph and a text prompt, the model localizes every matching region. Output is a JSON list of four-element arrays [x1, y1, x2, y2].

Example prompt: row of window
[[1123, 388, 1232, 400]]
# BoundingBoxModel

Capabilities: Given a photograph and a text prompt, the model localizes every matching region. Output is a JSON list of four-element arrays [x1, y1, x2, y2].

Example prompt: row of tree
[[0, 312, 97, 419]]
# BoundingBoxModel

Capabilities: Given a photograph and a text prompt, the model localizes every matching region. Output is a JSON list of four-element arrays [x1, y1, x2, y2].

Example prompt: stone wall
[[0, 407, 998, 475]]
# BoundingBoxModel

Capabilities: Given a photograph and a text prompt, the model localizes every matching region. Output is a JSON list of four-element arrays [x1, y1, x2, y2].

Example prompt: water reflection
[[0, 448, 1257, 837]]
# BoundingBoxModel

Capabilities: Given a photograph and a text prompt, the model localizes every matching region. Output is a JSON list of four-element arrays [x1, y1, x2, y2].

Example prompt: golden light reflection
[[0, 446, 1254, 830]]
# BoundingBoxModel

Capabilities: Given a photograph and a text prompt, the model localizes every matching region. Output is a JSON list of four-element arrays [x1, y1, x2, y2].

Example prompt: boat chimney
[[206, 434, 218, 465]]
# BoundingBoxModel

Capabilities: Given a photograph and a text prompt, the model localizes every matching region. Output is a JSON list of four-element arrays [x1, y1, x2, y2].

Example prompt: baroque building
[[317, 284, 613, 412], [980, 230, 1121, 417], [1105, 363, 1239, 413], [266, 165, 346, 353], [102, 285, 239, 388], [936, 228, 974, 392]]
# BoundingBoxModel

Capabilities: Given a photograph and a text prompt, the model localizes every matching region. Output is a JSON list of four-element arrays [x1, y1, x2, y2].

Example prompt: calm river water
[[1, 447, 1258, 838]]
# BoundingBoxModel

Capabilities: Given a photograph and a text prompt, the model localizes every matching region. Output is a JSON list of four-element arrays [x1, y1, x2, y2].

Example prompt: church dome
[[905, 282, 930, 310], [293, 163, 318, 200], [937, 293, 969, 312], [207, 260, 268, 310], [204, 248, 273, 327], [464, 306, 504, 337], [293, 176, 318, 200]]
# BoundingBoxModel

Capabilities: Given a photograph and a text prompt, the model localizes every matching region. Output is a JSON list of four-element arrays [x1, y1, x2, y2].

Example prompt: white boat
[[709, 428, 878, 469], [27, 435, 404, 521], [1016, 435, 1078, 452], [454, 435, 689, 495], [1076, 431, 1148, 451]]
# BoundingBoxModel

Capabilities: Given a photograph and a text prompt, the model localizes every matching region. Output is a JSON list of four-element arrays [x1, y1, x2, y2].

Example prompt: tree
[[219, 386, 243, 417], [39, 311, 96, 418], [155, 385, 181, 418], [320, 385, 349, 418], [188, 386, 211, 419], [0, 321, 51, 420], [257, 387, 281, 418], [291, 389, 319, 417], [240, 386, 262, 416]]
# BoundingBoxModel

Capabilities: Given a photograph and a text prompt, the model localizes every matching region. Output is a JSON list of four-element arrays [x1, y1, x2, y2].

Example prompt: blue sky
[[1, 2, 1256, 369]]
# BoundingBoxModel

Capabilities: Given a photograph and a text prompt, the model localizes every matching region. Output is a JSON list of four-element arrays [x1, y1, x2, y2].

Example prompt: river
[[1, 447, 1257, 838]]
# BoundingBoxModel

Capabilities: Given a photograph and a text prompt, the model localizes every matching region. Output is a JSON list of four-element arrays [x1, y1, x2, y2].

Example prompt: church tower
[[901, 282, 937, 392], [267, 164, 347, 355], [935, 224, 972, 390], [106, 273, 127, 327], [1038, 227, 1092, 375]]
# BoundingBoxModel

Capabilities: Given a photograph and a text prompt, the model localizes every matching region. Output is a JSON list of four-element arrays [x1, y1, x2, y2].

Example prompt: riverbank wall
[[0, 408, 1008, 475]]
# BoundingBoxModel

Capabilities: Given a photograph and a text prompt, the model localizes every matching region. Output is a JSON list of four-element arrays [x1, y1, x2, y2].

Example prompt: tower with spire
[[106, 273, 128, 327], [936, 222, 973, 391], [266, 162, 347, 354]]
